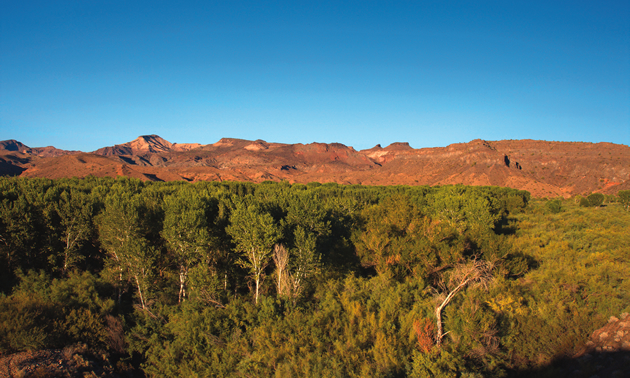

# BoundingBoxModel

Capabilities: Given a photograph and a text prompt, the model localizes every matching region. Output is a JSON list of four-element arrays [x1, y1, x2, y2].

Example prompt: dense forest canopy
[[0, 177, 628, 377]]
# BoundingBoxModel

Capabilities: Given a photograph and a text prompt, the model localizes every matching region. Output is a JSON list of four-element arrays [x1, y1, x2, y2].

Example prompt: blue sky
[[1, 1, 629, 151]]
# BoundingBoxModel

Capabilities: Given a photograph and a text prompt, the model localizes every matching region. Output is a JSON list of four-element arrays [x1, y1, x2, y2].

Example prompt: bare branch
[[435, 259, 494, 346]]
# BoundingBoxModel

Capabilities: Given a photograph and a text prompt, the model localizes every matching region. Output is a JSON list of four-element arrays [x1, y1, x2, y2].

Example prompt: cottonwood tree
[[433, 259, 493, 346], [227, 201, 280, 304], [273, 227, 321, 302], [279, 193, 327, 299], [97, 192, 155, 310], [162, 188, 215, 303], [291, 226, 321, 299], [53, 189, 94, 276], [273, 243, 290, 298]]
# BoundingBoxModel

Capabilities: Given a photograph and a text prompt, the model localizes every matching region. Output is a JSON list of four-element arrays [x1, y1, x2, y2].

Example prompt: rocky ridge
[[1, 135, 629, 197]]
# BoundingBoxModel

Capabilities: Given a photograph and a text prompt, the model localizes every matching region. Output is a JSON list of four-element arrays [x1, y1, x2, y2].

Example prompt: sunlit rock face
[[2, 136, 629, 197]]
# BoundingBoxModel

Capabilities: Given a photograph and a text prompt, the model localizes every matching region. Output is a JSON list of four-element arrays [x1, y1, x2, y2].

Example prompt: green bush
[[544, 199, 563, 214], [0, 295, 52, 353], [587, 193, 604, 207]]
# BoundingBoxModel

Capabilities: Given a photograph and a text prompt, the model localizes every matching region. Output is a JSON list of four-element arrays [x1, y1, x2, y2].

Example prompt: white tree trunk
[[178, 267, 187, 303], [134, 275, 146, 310], [255, 275, 260, 305]]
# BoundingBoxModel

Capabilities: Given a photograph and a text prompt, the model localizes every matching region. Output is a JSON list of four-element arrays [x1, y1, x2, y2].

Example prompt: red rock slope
[[2, 136, 628, 197]]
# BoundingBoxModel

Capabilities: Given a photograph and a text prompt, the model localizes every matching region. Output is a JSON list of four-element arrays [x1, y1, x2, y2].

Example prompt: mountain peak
[[94, 135, 173, 156], [383, 142, 412, 151], [129, 135, 172, 152], [0, 139, 31, 153]]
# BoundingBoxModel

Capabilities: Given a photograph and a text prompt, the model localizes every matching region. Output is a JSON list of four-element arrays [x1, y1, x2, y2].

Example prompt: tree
[[354, 194, 423, 277], [97, 192, 155, 309], [587, 193, 605, 208], [272, 227, 321, 302], [433, 259, 493, 346], [544, 199, 563, 214], [53, 189, 94, 275], [0, 197, 37, 272], [429, 186, 500, 236], [289, 226, 320, 300], [226, 201, 280, 304], [617, 190, 630, 211], [162, 188, 215, 303], [272, 244, 290, 298]]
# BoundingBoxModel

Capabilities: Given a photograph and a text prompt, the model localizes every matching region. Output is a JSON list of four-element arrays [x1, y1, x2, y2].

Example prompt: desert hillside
[[1, 135, 628, 197]]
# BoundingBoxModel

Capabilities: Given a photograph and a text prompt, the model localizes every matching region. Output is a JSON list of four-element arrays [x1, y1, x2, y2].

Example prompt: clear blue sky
[[1, 1, 629, 151]]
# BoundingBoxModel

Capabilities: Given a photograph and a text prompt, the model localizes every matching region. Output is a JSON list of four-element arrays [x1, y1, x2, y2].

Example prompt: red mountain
[[2, 135, 628, 197]]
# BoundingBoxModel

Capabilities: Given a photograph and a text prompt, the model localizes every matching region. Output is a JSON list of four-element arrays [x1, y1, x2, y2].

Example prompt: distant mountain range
[[1, 135, 629, 197]]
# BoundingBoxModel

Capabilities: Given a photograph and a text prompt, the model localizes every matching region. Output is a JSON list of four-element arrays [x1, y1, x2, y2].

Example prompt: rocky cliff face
[[2, 135, 629, 197]]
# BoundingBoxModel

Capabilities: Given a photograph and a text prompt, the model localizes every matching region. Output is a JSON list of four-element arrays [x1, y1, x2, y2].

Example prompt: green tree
[[354, 194, 424, 277], [162, 188, 215, 303], [52, 189, 94, 275], [0, 197, 37, 273], [617, 190, 630, 211], [97, 192, 155, 309], [429, 186, 499, 236], [587, 193, 605, 207], [289, 226, 320, 299], [226, 201, 280, 304], [544, 199, 563, 214]]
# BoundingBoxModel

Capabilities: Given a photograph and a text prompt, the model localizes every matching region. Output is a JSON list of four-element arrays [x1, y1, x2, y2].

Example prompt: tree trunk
[[118, 268, 123, 305], [435, 279, 469, 345], [255, 274, 260, 305], [63, 232, 71, 275], [434, 260, 492, 346], [134, 275, 146, 310], [178, 266, 187, 303]]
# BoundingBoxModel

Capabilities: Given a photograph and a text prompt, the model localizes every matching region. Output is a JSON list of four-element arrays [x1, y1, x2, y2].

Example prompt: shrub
[[0, 295, 51, 353], [545, 199, 563, 214], [587, 193, 605, 207]]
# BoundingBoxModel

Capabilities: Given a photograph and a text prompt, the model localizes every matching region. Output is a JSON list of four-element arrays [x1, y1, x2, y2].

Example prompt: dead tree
[[434, 259, 493, 346]]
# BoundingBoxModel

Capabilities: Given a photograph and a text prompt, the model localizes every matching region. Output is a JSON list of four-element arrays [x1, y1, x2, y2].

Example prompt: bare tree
[[273, 244, 291, 298], [434, 259, 493, 346]]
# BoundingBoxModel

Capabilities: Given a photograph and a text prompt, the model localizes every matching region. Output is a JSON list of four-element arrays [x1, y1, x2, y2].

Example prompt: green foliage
[[0, 270, 115, 353], [97, 190, 157, 309], [0, 294, 50, 352], [50, 188, 95, 275], [227, 199, 281, 304], [544, 199, 563, 214], [427, 185, 500, 235], [162, 187, 216, 303], [618, 189, 630, 211], [586, 193, 605, 207], [1, 177, 627, 377], [508, 199, 630, 368], [354, 194, 426, 277]]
